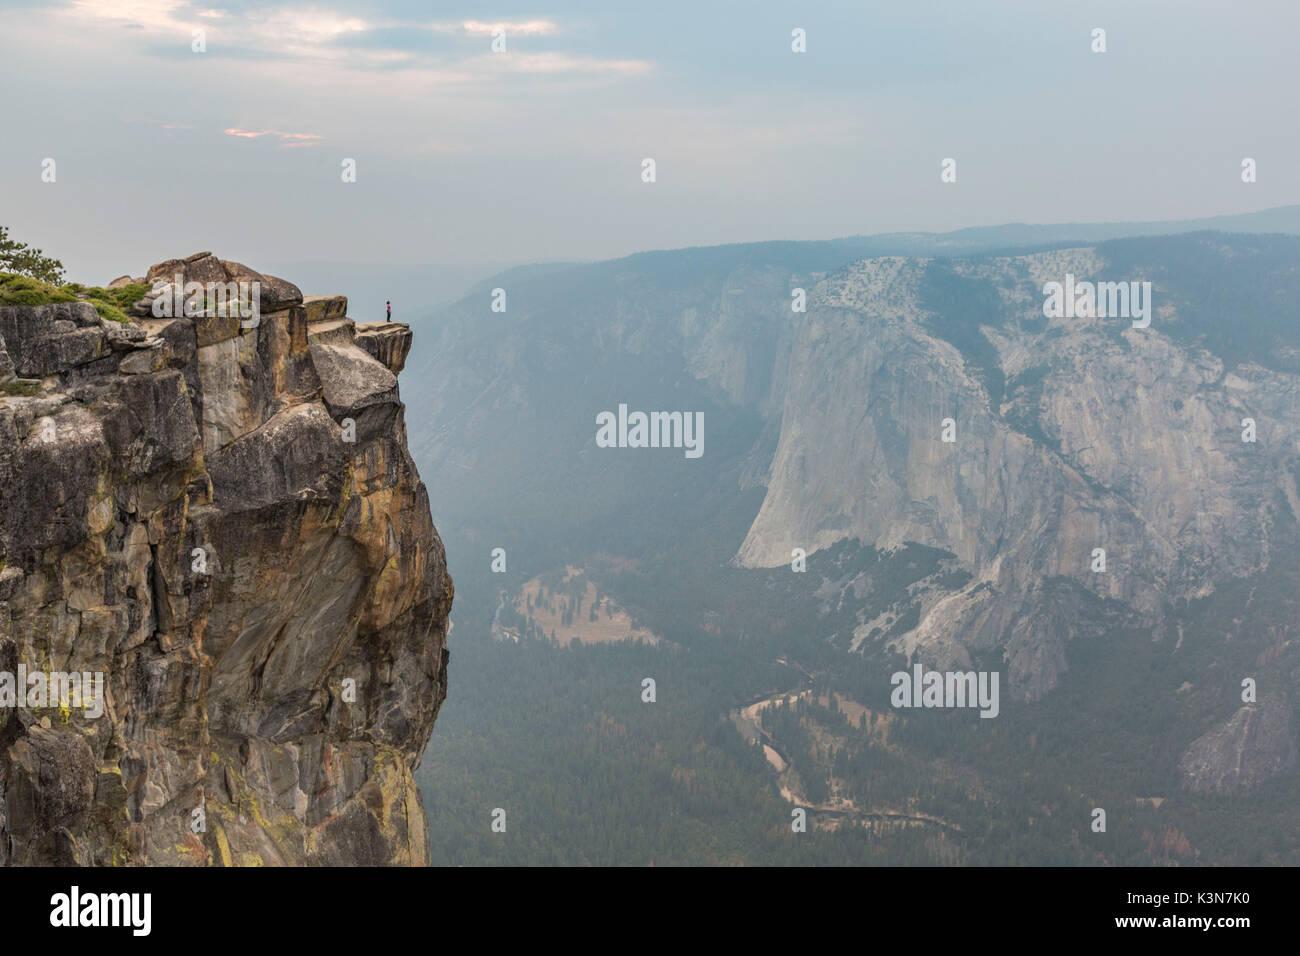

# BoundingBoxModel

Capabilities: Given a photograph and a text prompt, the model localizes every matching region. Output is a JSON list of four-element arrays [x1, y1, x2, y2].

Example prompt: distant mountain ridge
[[451, 204, 1300, 296]]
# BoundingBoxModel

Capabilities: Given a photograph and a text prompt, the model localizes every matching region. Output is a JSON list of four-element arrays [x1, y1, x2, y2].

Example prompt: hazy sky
[[2, 0, 1297, 281]]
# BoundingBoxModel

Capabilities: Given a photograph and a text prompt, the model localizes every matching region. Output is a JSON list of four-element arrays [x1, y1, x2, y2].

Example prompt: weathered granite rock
[[0, 331, 14, 382], [19, 327, 108, 376], [0, 302, 102, 376], [309, 338, 400, 443], [116, 340, 167, 376], [219, 261, 302, 313], [184, 254, 227, 286], [302, 295, 348, 324], [307, 317, 356, 349], [354, 322, 413, 374], [135, 256, 303, 319], [0, 256, 451, 866], [4, 726, 97, 865], [100, 317, 148, 351], [145, 258, 186, 283], [1179, 696, 1297, 796]]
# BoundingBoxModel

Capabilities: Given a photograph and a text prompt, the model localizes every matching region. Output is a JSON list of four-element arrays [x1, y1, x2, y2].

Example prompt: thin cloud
[[497, 52, 652, 76], [246, 8, 371, 47], [457, 20, 559, 37], [51, 4, 650, 79], [224, 127, 324, 147], [62, 2, 371, 57]]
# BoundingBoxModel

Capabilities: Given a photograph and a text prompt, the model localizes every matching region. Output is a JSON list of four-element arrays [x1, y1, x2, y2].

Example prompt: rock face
[[735, 250, 1300, 699], [134, 253, 303, 319], [1179, 697, 1297, 796], [0, 255, 451, 866], [354, 322, 413, 375]]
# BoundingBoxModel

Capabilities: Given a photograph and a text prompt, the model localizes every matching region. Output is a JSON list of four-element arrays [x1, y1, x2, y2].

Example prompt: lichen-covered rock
[[0, 256, 451, 866], [302, 295, 348, 324]]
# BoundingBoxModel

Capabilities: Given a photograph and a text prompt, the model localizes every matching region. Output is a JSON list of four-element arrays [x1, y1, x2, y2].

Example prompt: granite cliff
[[405, 231, 1300, 797], [738, 248, 1300, 700], [0, 253, 451, 865]]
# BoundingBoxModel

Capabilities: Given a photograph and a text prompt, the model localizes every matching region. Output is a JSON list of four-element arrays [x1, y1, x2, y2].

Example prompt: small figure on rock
[[386, 300, 391, 322]]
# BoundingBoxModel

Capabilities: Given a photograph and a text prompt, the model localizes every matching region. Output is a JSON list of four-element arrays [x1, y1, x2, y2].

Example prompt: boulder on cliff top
[[137, 255, 303, 316]]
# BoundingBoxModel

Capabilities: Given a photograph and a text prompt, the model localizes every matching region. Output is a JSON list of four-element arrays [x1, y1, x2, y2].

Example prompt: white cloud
[[246, 7, 371, 48], [52, 4, 644, 79], [61, 1, 371, 53], [64, 0, 190, 30], [458, 20, 558, 37]]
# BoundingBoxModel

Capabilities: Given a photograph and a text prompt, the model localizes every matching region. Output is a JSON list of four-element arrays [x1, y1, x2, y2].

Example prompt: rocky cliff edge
[[0, 252, 450, 865]]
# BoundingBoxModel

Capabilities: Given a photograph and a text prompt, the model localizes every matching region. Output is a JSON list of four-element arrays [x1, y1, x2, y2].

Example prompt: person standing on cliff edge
[[386, 300, 392, 322]]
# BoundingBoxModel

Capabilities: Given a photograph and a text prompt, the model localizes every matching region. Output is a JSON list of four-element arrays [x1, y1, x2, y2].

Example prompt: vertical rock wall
[[0, 254, 451, 865]]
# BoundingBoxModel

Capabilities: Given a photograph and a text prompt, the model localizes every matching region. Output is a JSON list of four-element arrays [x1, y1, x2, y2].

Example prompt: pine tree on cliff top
[[0, 226, 65, 285]]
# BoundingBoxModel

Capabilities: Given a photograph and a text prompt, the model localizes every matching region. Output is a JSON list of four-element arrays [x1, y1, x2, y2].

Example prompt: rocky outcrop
[[0, 332, 13, 383], [302, 295, 348, 324], [355, 322, 413, 375], [0, 301, 119, 378], [133, 253, 303, 319], [0, 254, 451, 866], [1179, 696, 1297, 796]]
